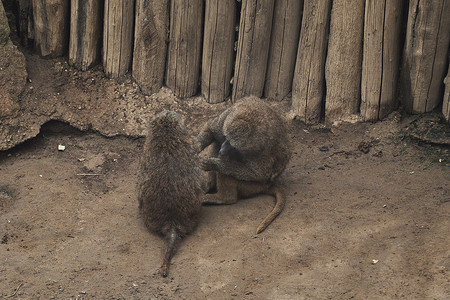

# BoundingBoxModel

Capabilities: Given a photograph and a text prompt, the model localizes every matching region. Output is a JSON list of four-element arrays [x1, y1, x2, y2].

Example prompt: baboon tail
[[256, 185, 286, 234], [161, 226, 180, 277]]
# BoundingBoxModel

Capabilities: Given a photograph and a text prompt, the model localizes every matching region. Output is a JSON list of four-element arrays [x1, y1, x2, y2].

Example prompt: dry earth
[[1, 109, 449, 299], [0, 42, 449, 300]]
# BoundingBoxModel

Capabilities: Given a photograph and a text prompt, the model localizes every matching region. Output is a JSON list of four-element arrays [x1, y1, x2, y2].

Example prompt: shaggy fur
[[137, 110, 202, 277], [197, 97, 292, 233]]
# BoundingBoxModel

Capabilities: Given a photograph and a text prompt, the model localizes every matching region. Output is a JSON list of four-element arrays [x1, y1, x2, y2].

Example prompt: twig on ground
[[4, 283, 23, 298], [76, 173, 101, 176]]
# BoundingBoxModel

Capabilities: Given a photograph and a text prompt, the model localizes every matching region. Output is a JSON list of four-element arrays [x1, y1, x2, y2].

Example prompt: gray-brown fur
[[137, 110, 203, 277], [197, 97, 292, 233]]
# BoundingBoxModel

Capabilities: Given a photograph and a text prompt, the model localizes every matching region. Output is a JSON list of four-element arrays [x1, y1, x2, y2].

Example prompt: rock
[[404, 113, 450, 146], [0, 1, 227, 151], [0, 2, 27, 119], [358, 141, 371, 154], [0, 90, 19, 118], [0, 1, 10, 46]]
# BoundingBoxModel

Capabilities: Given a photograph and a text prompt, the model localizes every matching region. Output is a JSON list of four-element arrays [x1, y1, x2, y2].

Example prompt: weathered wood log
[[399, 0, 450, 114], [264, 0, 303, 101], [16, 0, 33, 47], [166, 0, 203, 98], [443, 62, 450, 123], [325, 0, 364, 123], [132, 0, 169, 95], [201, 0, 235, 103], [32, 0, 69, 57], [291, 0, 331, 123], [232, 0, 275, 101], [103, 0, 135, 78], [361, 0, 404, 121], [69, 0, 103, 71]]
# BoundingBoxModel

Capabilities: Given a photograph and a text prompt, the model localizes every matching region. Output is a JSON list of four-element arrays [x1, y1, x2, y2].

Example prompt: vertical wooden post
[[232, 0, 275, 101], [399, 0, 450, 114], [443, 62, 450, 123], [201, 0, 235, 103], [133, 0, 170, 95], [69, 0, 104, 71], [17, 0, 33, 47], [103, 0, 135, 78], [325, 0, 364, 123], [264, 0, 303, 101], [32, 0, 69, 57], [361, 0, 404, 121], [166, 0, 203, 98], [291, 0, 331, 123]]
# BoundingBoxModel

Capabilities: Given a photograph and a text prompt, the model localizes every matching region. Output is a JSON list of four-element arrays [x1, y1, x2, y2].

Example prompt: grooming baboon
[[197, 97, 292, 234], [137, 110, 203, 277]]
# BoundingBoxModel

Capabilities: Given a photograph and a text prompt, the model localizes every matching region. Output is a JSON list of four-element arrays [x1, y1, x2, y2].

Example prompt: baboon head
[[219, 139, 244, 161], [222, 107, 272, 156], [148, 110, 186, 138]]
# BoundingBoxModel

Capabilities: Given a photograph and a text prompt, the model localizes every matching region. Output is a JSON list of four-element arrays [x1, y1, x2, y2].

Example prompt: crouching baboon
[[138, 110, 203, 277], [197, 97, 292, 234]]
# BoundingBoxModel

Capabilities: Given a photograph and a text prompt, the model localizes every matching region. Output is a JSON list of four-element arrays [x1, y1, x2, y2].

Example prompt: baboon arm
[[197, 111, 230, 152], [197, 127, 216, 152], [202, 157, 269, 182]]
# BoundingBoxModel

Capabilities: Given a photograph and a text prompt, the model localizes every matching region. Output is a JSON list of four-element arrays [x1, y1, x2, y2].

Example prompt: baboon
[[197, 97, 292, 234], [137, 110, 203, 277]]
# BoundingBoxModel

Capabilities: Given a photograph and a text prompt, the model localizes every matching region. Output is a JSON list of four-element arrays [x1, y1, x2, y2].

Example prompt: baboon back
[[198, 96, 292, 182], [138, 111, 202, 236]]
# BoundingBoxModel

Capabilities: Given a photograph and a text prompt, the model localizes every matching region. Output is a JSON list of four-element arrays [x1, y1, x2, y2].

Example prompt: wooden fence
[[13, 0, 450, 123]]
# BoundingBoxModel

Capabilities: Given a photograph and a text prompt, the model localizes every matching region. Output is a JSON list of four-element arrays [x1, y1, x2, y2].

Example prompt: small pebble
[[319, 146, 329, 152]]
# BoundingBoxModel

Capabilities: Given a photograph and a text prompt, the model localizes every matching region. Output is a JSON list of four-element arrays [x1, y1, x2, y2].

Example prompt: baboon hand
[[201, 158, 219, 171]]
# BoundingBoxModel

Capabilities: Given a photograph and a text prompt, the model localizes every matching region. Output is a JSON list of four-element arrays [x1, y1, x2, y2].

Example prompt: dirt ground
[[1, 55, 450, 299], [1, 111, 449, 299]]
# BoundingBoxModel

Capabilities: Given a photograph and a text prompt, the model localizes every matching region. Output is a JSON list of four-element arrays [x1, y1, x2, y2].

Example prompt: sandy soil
[[0, 33, 449, 299], [1, 106, 449, 299]]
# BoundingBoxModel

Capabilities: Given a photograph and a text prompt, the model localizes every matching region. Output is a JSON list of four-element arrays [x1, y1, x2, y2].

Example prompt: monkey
[[197, 96, 292, 234], [137, 110, 203, 277]]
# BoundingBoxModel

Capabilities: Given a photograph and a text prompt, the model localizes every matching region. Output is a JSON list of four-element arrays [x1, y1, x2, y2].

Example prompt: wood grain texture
[[264, 0, 303, 101], [103, 0, 135, 78], [443, 62, 450, 122], [399, 0, 450, 113], [69, 0, 103, 71], [232, 0, 275, 101], [32, 0, 69, 57], [17, 0, 33, 47], [361, 0, 403, 121], [201, 0, 236, 103], [166, 0, 203, 98], [325, 0, 364, 123], [291, 0, 330, 123], [132, 0, 170, 95]]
